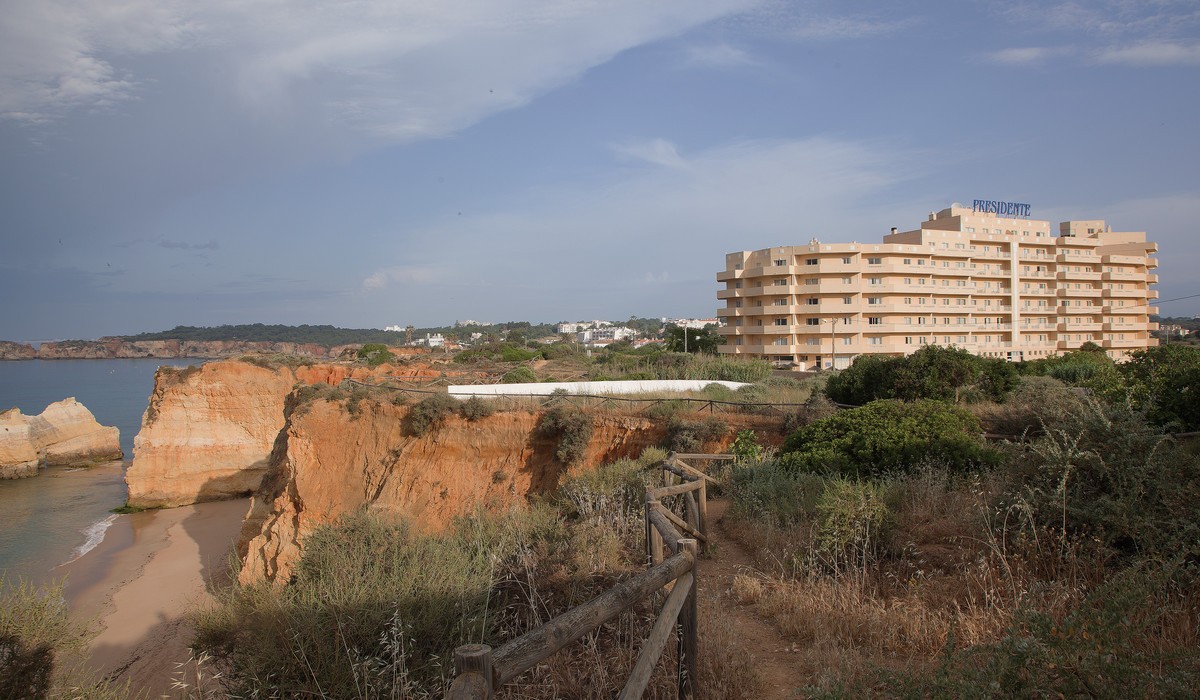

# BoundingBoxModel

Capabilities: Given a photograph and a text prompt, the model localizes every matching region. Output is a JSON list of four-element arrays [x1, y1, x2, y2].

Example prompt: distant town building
[[577, 326, 637, 345], [662, 317, 721, 330], [418, 333, 446, 348], [557, 320, 613, 334], [455, 319, 491, 327], [383, 325, 405, 332], [718, 204, 1159, 370]]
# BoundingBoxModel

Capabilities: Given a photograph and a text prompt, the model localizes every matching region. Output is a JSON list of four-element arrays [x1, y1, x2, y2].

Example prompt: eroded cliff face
[[126, 362, 298, 507], [0, 399, 122, 478], [236, 398, 679, 584], [125, 360, 492, 508]]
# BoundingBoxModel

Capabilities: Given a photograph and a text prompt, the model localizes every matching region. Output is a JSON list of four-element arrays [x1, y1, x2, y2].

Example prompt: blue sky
[[1, 0, 1198, 340]]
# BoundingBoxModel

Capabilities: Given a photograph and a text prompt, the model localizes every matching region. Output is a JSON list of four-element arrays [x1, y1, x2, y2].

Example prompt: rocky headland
[[0, 338, 434, 361], [0, 398, 123, 478]]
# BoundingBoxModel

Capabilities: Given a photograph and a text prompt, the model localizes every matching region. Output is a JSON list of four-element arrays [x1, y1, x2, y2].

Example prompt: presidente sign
[[972, 199, 1031, 218]]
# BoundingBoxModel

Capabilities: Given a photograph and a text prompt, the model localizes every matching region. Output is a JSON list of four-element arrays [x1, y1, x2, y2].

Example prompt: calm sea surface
[[0, 358, 197, 581]]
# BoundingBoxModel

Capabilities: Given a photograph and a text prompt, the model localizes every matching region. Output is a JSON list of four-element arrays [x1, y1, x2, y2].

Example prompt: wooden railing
[[445, 452, 735, 700]]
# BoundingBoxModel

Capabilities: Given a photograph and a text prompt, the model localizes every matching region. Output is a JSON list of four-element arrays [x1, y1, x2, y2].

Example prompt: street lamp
[[821, 317, 840, 370]]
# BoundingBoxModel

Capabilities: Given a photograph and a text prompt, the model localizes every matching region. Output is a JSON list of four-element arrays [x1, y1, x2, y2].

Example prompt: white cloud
[[788, 14, 917, 41], [681, 42, 757, 68], [1095, 41, 1200, 66], [362, 265, 441, 291], [986, 47, 1068, 65], [0, 0, 760, 139], [612, 138, 689, 169]]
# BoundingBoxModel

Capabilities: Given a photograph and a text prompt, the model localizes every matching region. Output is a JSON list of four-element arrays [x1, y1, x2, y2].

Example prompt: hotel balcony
[[1021, 306, 1059, 315], [1102, 287, 1146, 298], [1105, 338, 1151, 349], [1056, 270, 1101, 281], [1102, 254, 1147, 265], [1058, 322, 1102, 332], [1147, 274, 1159, 284], [1057, 287, 1102, 298], [1102, 271, 1147, 282], [1104, 322, 1153, 332], [1148, 289, 1159, 299], [1019, 287, 1057, 297], [1057, 252, 1097, 264], [1103, 304, 1147, 315]]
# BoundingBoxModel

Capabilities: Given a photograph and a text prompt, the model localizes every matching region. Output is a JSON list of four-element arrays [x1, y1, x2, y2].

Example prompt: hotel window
[[957, 318, 967, 324], [918, 298, 926, 305], [867, 297, 882, 305], [943, 299, 951, 306], [774, 319, 787, 326], [868, 337, 883, 345], [806, 318, 820, 326], [774, 259, 786, 266], [734, 263, 743, 270], [917, 317, 925, 325], [806, 258, 818, 265], [773, 279, 787, 286], [734, 281, 742, 288], [903, 297, 913, 304], [869, 277, 882, 285], [806, 298, 819, 306], [843, 297, 853, 304], [957, 299, 967, 306], [773, 299, 787, 306], [868, 317, 882, 325], [917, 259, 926, 266], [734, 301, 742, 308], [842, 277, 853, 284], [867, 257, 882, 265], [903, 258, 912, 265], [734, 337, 743, 345], [805, 278, 819, 285], [773, 338, 787, 346], [905, 337, 913, 345], [903, 278, 912, 284], [944, 336, 951, 343], [843, 337, 853, 346], [807, 338, 821, 346], [919, 336, 929, 344]]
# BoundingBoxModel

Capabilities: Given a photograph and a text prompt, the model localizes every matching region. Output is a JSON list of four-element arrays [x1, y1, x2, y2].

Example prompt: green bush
[[499, 345, 539, 362], [729, 462, 825, 526], [731, 430, 762, 463], [501, 365, 537, 384], [538, 404, 594, 464], [408, 393, 459, 436], [977, 375, 1090, 437], [1119, 344, 1200, 432], [825, 345, 1018, 405], [781, 399, 998, 477], [356, 343, 396, 367], [814, 478, 892, 572], [664, 415, 727, 453], [459, 396, 495, 421], [193, 512, 497, 697]]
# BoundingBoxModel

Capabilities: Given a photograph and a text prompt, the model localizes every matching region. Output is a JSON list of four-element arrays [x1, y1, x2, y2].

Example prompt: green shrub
[[1119, 344, 1200, 432], [538, 404, 594, 464], [664, 415, 727, 453], [408, 393, 459, 436], [193, 512, 495, 697], [729, 462, 825, 526], [731, 430, 762, 464], [813, 478, 892, 572], [977, 375, 1090, 437], [825, 345, 1018, 405], [501, 366, 537, 384], [356, 343, 396, 367], [499, 345, 539, 362], [459, 396, 495, 421], [781, 399, 998, 477]]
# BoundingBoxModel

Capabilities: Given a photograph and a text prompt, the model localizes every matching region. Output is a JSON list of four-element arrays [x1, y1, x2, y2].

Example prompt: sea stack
[[0, 398, 123, 478]]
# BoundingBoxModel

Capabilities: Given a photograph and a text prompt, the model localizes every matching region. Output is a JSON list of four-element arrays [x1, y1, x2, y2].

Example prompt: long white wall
[[448, 379, 747, 399]]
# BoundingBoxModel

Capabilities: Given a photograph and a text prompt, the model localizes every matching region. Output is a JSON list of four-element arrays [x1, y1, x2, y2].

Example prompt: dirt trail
[[699, 499, 800, 699]]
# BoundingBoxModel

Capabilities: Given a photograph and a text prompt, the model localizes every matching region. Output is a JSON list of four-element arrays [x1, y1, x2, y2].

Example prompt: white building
[[577, 326, 637, 344]]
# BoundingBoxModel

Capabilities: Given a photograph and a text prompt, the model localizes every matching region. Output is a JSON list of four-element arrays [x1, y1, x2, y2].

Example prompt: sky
[[1, 0, 1198, 341]]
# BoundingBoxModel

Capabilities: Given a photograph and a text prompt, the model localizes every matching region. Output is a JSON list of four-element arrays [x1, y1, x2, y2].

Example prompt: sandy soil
[[60, 497, 249, 696]]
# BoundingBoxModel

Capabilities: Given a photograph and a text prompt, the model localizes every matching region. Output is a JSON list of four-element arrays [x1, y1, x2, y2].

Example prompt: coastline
[[60, 497, 249, 694]]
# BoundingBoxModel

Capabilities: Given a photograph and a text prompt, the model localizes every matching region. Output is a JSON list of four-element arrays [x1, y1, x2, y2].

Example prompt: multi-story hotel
[[717, 203, 1159, 370]]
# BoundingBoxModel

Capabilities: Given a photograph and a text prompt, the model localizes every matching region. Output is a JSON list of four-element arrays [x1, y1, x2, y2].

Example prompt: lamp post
[[822, 317, 840, 370]]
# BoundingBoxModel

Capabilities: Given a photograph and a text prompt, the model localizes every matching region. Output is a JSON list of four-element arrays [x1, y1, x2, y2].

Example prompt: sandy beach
[[60, 497, 249, 695]]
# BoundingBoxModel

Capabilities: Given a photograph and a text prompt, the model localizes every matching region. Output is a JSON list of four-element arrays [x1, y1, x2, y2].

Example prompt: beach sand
[[61, 497, 249, 695]]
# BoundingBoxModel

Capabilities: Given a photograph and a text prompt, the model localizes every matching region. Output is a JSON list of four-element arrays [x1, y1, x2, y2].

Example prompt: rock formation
[[0, 399, 122, 478], [0, 341, 36, 360], [0, 338, 436, 361], [236, 397, 675, 584]]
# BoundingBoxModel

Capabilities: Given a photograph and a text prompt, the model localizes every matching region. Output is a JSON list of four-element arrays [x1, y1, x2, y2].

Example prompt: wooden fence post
[[449, 644, 494, 699], [645, 494, 663, 566], [697, 480, 707, 542], [677, 539, 698, 700]]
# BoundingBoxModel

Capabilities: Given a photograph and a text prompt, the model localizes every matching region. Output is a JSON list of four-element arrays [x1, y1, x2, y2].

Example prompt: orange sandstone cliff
[[0, 398, 122, 478], [236, 397, 678, 584], [125, 360, 487, 507]]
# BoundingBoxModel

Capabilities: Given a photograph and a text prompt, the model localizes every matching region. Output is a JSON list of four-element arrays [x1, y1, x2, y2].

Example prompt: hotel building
[[717, 204, 1159, 370]]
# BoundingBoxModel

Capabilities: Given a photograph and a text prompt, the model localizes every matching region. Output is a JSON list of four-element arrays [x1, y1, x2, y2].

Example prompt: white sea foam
[[60, 514, 119, 566]]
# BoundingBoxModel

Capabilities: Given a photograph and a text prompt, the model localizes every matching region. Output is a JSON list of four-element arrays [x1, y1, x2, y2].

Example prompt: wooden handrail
[[446, 453, 730, 700]]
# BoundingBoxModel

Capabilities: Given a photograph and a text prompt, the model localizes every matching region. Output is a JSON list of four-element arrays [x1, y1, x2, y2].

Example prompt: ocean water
[[0, 358, 197, 581]]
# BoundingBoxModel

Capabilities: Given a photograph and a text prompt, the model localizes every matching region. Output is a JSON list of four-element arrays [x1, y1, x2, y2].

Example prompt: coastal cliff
[[236, 397, 674, 584], [0, 339, 434, 361], [125, 360, 485, 507], [0, 398, 122, 478]]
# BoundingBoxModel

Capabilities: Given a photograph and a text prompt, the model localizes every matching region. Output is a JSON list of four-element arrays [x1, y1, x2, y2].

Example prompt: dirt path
[[699, 499, 800, 699]]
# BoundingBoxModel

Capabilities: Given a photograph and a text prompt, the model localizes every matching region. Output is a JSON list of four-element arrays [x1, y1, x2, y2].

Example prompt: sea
[[0, 358, 198, 583]]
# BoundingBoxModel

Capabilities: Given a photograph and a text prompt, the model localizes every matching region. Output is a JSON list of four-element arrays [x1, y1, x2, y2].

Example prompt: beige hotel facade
[[717, 203, 1159, 370]]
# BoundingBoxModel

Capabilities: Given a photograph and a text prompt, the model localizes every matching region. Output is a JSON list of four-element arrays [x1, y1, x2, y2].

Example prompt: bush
[[976, 375, 1090, 438], [781, 399, 998, 477], [501, 365, 537, 384], [729, 462, 825, 526], [731, 430, 762, 463], [459, 396, 495, 421], [409, 393, 459, 436], [193, 512, 496, 697], [538, 404, 594, 464], [1119, 344, 1200, 432], [664, 416, 727, 453], [814, 478, 892, 573], [356, 343, 396, 367], [825, 345, 1018, 405]]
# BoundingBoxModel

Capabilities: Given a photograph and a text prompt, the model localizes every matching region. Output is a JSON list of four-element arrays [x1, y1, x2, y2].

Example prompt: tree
[[663, 324, 721, 354], [825, 345, 1017, 405], [1119, 344, 1200, 431]]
